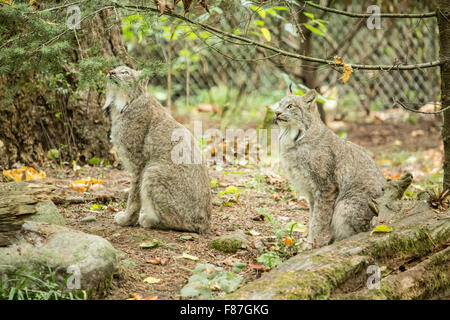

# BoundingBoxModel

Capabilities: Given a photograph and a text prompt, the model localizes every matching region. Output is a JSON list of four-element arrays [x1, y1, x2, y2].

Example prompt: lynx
[[103, 66, 211, 233], [274, 90, 386, 248]]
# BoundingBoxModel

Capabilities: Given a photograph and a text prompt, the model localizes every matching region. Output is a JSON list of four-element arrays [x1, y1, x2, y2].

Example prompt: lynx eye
[[286, 104, 294, 109], [122, 70, 129, 75]]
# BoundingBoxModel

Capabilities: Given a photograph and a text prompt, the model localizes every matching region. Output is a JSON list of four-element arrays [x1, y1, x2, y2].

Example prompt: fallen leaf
[[249, 260, 270, 272], [143, 277, 161, 284], [108, 205, 119, 213], [69, 177, 103, 193], [182, 252, 199, 261], [371, 225, 393, 234], [129, 294, 157, 300], [3, 166, 46, 182], [248, 229, 260, 236], [146, 257, 168, 265], [140, 240, 159, 249]]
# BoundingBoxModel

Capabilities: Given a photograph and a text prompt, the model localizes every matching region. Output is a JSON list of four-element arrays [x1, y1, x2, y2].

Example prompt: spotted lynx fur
[[274, 90, 386, 248], [103, 66, 211, 233]]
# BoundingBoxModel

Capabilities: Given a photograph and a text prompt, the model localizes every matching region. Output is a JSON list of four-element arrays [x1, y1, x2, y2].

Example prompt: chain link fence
[[149, 2, 440, 111]]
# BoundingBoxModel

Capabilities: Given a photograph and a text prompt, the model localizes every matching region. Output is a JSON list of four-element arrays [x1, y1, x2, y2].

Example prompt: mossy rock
[[211, 230, 249, 253], [0, 221, 119, 298], [28, 201, 66, 226]]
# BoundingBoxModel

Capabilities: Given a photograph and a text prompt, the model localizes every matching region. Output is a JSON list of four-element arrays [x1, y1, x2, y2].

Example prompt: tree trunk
[[0, 9, 128, 167], [438, 0, 450, 190]]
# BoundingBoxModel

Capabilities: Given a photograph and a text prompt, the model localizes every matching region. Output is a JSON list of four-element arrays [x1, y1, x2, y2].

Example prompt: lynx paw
[[138, 212, 160, 228], [114, 211, 137, 226], [300, 242, 313, 251]]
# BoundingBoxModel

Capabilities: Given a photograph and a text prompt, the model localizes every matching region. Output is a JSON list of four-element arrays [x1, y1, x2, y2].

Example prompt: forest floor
[[17, 109, 443, 300]]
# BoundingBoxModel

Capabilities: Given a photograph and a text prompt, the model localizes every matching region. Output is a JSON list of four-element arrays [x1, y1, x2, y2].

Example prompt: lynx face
[[106, 65, 141, 86], [274, 90, 319, 140], [103, 66, 147, 113]]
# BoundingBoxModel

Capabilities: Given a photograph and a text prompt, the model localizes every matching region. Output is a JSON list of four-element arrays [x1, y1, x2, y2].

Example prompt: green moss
[[210, 232, 248, 253], [367, 224, 450, 263], [225, 254, 367, 300]]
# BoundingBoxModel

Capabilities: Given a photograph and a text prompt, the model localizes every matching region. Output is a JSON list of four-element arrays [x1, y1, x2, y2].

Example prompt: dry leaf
[[143, 276, 161, 284], [249, 260, 270, 272], [129, 293, 158, 300], [334, 56, 353, 84], [182, 252, 199, 261], [146, 257, 168, 265], [3, 166, 46, 182], [108, 205, 119, 213], [69, 177, 103, 193]]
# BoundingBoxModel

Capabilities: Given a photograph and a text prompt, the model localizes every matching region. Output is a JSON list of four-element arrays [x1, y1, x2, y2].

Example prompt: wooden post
[[437, 0, 450, 190]]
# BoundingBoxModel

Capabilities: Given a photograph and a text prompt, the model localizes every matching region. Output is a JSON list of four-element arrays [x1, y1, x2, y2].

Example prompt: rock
[[0, 221, 119, 298], [81, 216, 97, 223], [211, 230, 249, 253], [28, 201, 66, 226]]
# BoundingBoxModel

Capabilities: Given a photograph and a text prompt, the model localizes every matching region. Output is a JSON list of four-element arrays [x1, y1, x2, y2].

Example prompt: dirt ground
[[21, 111, 444, 300]]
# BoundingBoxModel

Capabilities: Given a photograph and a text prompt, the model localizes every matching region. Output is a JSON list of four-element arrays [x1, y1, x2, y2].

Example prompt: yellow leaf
[[260, 27, 271, 42], [371, 225, 393, 234], [334, 56, 353, 84], [143, 277, 161, 284], [182, 252, 199, 261], [3, 166, 46, 182], [69, 177, 103, 193], [128, 293, 158, 300]]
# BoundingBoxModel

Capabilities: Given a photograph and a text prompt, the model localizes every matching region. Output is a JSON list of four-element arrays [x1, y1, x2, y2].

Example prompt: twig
[[393, 98, 449, 114], [303, 1, 436, 18]]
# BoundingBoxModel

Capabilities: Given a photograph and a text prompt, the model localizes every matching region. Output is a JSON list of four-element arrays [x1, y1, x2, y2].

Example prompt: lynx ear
[[303, 89, 318, 111]]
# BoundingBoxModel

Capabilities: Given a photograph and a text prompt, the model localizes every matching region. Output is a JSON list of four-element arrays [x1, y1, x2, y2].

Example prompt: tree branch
[[303, 1, 437, 18], [393, 98, 448, 114], [112, 2, 442, 71]]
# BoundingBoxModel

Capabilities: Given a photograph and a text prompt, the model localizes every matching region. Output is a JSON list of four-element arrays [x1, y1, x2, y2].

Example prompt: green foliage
[[180, 263, 243, 299], [47, 148, 60, 160], [256, 208, 305, 260], [0, 266, 77, 300], [89, 157, 101, 166], [256, 251, 283, 269]]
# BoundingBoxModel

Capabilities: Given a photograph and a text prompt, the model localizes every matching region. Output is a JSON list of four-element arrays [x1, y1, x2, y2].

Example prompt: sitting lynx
[[103, 66, 211, 233], [274, 90, 385, 248]]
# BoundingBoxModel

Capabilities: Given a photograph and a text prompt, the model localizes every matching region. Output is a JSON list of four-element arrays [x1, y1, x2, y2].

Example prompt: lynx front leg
[[307, 195, 334, 248], [114, 176, 141, 226]]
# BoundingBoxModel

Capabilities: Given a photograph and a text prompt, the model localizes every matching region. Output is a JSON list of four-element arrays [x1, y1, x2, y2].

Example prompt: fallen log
[[225, 176, 450, 300], [0, 181, 55, 246]]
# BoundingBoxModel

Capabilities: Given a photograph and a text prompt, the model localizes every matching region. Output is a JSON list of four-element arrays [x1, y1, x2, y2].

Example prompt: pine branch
[[303, 1, 437, 18]]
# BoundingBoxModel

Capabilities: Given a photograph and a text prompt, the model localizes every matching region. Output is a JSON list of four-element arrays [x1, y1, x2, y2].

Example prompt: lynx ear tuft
[[289, 83, 293, 94], [303, 89, 318, 111]]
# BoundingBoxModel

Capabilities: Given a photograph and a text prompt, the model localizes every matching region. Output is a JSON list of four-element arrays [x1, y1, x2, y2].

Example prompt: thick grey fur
[[103, 66, 211, 233], [274, 90, 386, 248]]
